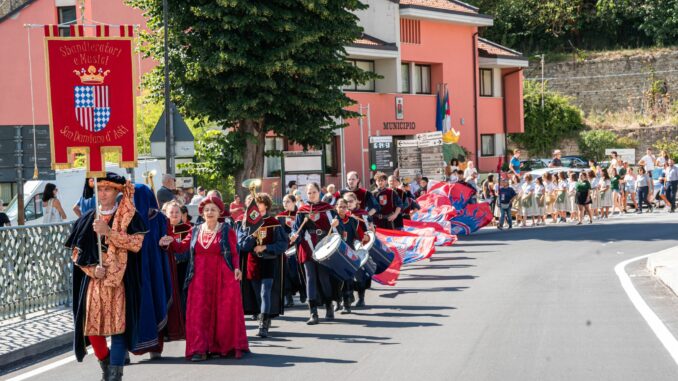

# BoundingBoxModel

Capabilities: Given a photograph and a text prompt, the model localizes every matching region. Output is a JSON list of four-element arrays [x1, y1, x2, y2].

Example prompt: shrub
[[578, 130, 619, 161], [510, 81, 585, 156], [655, 138, 678, 162]]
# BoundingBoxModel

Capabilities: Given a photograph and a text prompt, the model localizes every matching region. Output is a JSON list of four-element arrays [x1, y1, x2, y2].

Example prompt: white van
[[5, 159, 164, 226]]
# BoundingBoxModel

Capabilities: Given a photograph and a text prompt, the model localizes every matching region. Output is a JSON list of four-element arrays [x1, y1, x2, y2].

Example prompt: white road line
[[615, 254, 678, 366], [6, 347, 94, 381]]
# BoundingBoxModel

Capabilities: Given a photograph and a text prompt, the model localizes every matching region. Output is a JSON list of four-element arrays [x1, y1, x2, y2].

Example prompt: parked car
[[560, 156, 589, 168], [520, 159, 547, 171]]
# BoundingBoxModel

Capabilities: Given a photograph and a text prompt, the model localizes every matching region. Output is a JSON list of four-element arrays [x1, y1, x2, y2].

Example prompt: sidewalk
[[646, 246, 678, 297], [0, 308, 73, 373]]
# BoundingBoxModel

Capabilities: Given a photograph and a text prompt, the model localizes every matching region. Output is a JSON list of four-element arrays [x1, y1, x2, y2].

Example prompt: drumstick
[[289, 217, 309, 243]]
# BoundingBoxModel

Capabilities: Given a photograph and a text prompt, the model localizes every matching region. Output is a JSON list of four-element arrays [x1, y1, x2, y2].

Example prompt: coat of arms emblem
[[73, 65, 111, 132], [379, 194, 388, 206]]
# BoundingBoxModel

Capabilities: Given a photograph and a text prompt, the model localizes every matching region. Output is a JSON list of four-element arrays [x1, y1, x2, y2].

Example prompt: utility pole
[[541, 54, 545, 110], [163, 0, 174, 176]]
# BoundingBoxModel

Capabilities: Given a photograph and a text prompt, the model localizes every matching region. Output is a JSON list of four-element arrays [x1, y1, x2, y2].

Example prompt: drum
[[284, 246, 297, 258], [354, 231, 377, 277], [367, 235, 395, 274], [312, 234, 364, 281]]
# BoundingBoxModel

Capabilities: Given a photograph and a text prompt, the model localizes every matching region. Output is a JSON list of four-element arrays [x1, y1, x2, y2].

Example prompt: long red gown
[[172, 226, 249, 358]]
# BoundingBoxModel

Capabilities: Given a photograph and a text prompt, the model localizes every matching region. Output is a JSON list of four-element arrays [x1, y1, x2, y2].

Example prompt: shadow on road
[[134, 352, 357, 368], [465, 222, 678, 243], [379, 286, 468, 299], [429, 256, 476, 262], [399, 274, 477, 282]]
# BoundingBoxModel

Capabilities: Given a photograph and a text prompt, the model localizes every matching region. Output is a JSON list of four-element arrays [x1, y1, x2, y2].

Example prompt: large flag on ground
[[403, 219, 457, 247], [449, 202, 493, 235], [428, 182, 476, 210], [412, 191, 458, 223], [371, 246, 403, 287], [376, 228, 436, 265]]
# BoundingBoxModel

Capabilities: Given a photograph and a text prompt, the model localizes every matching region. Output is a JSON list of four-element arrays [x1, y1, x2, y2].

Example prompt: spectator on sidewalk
[[509, 150, 522, 176], [640, 148, 656, 172], [415, 177, 429, 198], [464, 161, 477, 179], [549, 150, 562, 168], [190, 186, 206, 205], [321, 184, 337, 205], [497, 178, 516, 230], [229, 194, 245, 222], [665, 159, 678, 213], [157, 174, 177, 209], [575, 172, 594, 225], [635, 167, 653, 213]]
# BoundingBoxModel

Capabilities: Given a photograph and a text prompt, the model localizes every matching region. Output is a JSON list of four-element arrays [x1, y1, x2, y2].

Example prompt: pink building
[[0, 0, 526, 201]]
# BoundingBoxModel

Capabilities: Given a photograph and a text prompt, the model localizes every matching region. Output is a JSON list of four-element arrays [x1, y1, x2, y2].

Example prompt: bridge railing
[[0, 222, 73, 321]]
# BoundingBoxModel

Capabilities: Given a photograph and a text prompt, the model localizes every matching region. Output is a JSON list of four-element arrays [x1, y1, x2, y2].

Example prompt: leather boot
[[108, 365, 123, 381], [356, 290, 365, 307], [306, 302, 319, 325], [334, 300, 342, 312], [98, 354, 110, 381], [341, 297, 352, 314], [325, 302, 335, 320], [257, 313, 267, 337], [265, 315, 272, 335]]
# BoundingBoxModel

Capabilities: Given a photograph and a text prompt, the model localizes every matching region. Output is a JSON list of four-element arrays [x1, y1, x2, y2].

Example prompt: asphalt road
[[4, 212, 678, 381]]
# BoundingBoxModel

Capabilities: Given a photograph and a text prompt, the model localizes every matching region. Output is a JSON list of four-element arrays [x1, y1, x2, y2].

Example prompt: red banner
[[44, 26, 137, 176]]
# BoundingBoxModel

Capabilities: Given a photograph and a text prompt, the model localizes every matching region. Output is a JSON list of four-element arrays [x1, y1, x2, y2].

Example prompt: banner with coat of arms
[[44, 24, 137, 177]]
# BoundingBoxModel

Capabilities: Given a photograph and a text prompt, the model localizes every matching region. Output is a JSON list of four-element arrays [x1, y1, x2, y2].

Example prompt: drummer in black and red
[[335, 197, 371, 313], [290, 182, 344, 325], [373, 172, 404, 230], [396, 177, 421, 219], [238, 193, 287, 338], [276, 194, 307, 307], [343, 192, 373, 308], [336, 171, 380, 217]]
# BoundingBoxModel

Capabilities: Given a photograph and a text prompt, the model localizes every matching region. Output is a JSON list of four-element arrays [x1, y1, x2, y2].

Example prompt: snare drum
[[354, 231, 377, 276], [312, 234, 364, 281], [367, 236, 395, 275]]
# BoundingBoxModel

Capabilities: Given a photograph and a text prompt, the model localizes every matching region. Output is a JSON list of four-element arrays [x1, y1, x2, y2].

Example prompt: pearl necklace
[[199, 223, 220, 249]]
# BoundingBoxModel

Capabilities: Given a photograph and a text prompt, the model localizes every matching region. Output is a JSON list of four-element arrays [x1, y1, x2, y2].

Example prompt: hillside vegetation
[[468, 0, 678, 55]]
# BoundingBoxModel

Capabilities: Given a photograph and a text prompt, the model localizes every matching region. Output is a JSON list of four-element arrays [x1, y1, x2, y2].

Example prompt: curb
[[0, 332, 71, 375], [646, 246, 678, 297]]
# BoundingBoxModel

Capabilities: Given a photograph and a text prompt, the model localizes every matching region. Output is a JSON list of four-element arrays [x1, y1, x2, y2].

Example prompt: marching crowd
[[64, 169, 420, 381]]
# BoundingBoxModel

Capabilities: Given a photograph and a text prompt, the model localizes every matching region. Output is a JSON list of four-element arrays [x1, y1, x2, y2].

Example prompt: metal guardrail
[[0, 222, 73, 320]]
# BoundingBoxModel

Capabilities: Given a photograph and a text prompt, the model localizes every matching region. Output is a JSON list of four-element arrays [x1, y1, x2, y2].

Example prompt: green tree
[[577, 130, 618, 161], [509, 81, 585, 156], [129, 0, 376, 195]]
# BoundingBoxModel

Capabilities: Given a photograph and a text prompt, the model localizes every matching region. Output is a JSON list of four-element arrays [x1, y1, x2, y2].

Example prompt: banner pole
[[94, 177, 103, 266]]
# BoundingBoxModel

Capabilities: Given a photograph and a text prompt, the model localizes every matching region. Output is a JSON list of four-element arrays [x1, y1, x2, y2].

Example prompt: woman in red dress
[[160, 196, 248, 362], [162, 200, 191, 341]]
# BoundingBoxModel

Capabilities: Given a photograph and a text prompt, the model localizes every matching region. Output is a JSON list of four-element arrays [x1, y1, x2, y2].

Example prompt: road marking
[[6, 347, 94, 381], [615, 254, 678, 366]]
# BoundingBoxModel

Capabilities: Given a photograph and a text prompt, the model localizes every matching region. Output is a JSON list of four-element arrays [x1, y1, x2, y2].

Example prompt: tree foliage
[[509, 81, 584, 157], [128, 0, 376, 194], [468, 0, 678, 54], [577, 130, 619, 162]]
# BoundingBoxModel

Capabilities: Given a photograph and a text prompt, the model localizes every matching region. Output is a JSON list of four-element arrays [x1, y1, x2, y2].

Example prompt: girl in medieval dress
[[160, 196, 248, 362], [290, 182, 344, 325]]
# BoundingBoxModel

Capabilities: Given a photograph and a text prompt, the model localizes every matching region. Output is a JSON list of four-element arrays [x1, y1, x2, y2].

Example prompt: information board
[[369, 136, 396, 172]]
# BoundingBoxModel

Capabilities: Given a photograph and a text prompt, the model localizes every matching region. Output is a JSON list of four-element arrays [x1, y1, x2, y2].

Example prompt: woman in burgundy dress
[[162, 200, 191, 341], [160, 196, 248, 362]]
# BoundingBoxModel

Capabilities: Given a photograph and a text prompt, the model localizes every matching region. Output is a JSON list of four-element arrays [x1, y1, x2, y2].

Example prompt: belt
[[310, 229, 327, 236]]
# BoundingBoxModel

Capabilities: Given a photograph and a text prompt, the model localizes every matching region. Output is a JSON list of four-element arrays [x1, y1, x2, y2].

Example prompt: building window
[[264, 137, 285, 178], [58, 6, 77, 37], [400, 63, 410, 93], [480, 68, 493, 97], [481, 134, 495, 157], [343, 60, 375, 92], [414, 64, 431, 94], [324, 136, 339, 174], [400, 19, 421, 44]]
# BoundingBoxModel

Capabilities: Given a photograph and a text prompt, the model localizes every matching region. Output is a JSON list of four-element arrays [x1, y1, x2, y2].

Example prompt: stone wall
[[509, 125, 678, 160], [526, 50, 678, 114]]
